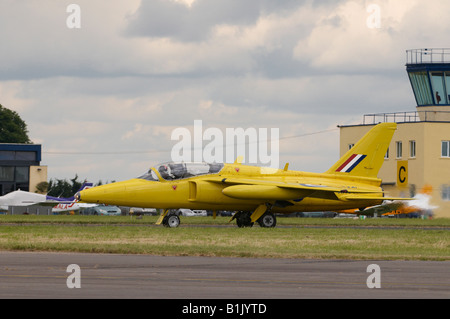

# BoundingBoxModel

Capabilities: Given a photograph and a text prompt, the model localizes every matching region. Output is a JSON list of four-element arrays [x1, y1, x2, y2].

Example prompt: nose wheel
[[163, 214, 180, 228]]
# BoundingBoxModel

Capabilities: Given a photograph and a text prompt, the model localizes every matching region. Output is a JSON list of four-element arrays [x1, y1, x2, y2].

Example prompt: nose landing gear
[[163, 214, 180, 228]]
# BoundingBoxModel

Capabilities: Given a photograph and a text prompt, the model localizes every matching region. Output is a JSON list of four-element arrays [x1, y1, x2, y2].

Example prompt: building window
[[385, 148, 389, 159], [442, 141, 450, 158], [15, 151, 36, 161], [0, 151, 36, 161], [409, 140, 416, 158], [15, 167, 29, 183], [0, 151, 15, 160], [396, 141, 402, 158], [0, 167, 14, 182], [442, 185, 450, 201], [409, 184, 416, 198]]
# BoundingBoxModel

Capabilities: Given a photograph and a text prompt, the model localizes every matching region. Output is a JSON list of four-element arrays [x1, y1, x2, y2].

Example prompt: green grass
[[0, 215, 449, 260], [1, 214, 449, 227]]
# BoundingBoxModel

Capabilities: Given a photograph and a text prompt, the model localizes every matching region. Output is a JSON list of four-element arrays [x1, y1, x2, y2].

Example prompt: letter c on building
[[397, 161, 408, 186], [398, 166, 406, 183]]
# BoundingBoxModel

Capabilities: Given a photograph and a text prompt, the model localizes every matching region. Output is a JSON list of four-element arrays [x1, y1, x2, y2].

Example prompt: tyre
[[165, 214, 180, 228], [235, 212, 254, 228], [257, 212, 277, 228]]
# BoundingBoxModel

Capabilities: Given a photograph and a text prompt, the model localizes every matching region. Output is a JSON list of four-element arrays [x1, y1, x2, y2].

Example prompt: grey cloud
[[126, 0, 305, 42]]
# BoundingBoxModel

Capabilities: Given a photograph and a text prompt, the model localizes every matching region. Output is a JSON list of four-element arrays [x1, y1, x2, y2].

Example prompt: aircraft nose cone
[[77, 179, 140, 206], [78, 184, 112, 204], [76, 178, 159, 207]]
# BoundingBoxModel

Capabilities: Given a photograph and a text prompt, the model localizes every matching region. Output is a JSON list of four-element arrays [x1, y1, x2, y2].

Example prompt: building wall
[[29, 165, 48, 194], [339, 122, 450, 218]]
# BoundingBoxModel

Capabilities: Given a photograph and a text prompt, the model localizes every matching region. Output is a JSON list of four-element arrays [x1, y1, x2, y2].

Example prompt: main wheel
[[163, 214, 180, 228], [235, 212, 254, 228], [257, 212, 277, 228]]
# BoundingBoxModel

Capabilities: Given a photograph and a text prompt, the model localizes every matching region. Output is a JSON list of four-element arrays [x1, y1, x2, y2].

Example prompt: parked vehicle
[[173, 208, 207, 217], [81, 205, 122, 216], [129, 207, 158, 216]]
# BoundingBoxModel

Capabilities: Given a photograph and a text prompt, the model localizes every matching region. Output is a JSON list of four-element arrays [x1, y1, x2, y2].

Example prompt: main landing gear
[[258, 212, 277, 228], [233, 211, 277, 228]]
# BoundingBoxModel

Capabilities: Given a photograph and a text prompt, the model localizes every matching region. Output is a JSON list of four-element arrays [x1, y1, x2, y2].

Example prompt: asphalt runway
[[0, 252, 449, 300]]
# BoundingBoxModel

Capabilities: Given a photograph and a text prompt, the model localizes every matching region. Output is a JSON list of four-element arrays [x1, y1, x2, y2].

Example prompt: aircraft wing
[[359, 192, 437, 216], [15, 200, 77, 207], [339, 201, 406, 217], [27, 200, 68, 207], [25, 200, 99, 210], [206, 177, 383, 201]]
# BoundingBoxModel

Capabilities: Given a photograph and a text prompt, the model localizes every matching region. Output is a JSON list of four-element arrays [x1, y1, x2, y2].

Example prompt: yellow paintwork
[[78, 123, 400, 219]]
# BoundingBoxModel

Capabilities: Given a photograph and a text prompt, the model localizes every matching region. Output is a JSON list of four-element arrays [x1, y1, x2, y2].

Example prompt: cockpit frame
[[138, 162, 224, 181]]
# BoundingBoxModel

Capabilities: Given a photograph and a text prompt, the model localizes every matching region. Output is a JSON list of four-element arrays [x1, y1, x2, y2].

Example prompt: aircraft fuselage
[[78, 163, 384, 214]]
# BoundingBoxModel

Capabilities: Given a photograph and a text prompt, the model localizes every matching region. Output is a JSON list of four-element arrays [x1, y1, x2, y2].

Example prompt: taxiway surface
[[0, 252, 448, 299]]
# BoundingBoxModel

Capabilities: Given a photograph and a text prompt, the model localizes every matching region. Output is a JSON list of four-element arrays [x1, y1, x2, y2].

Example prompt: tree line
[[0, 104, 31, 143], [1, 104, 111, 196], [45, 175, 110, 198]]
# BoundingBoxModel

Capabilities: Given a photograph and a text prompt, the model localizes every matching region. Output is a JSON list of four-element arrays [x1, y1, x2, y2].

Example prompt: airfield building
[[339, 49, 450, 218], [0, 144, 47, 195]]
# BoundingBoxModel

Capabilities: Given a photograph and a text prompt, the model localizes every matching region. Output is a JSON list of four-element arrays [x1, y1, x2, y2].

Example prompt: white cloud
[[293, 0, 450, 72]]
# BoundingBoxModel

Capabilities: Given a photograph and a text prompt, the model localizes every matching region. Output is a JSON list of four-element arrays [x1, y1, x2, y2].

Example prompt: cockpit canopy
[[138, 162, 224, 181]]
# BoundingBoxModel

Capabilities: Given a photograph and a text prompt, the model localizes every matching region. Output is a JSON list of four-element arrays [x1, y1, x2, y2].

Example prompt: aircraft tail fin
[[325, 123, 396, 178], [69, 182, 93, 201], [77, 182, 93, 192], [47, 182, 93, 202]]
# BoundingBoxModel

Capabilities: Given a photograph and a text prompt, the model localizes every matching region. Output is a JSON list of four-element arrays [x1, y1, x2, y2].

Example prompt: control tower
[[406, 48, 450, 121], [338, 49, 450, 218]]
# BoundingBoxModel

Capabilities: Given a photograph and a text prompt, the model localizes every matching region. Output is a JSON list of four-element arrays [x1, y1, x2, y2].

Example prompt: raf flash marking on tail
[[336, 154, 367, 173]]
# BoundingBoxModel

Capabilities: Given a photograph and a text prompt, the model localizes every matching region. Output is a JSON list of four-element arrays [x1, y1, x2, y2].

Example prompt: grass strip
[[1, 215, 450, 227], [0, 223, 448, 260]]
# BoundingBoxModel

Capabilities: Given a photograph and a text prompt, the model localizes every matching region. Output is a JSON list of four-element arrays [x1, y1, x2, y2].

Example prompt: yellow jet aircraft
[[76, 122, 406, 228]]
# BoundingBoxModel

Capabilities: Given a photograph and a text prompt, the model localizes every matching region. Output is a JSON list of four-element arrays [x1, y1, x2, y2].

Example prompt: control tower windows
[[431, 72, 448, 104], [408, 72, 433, 106], [446, 72, 450, 102]]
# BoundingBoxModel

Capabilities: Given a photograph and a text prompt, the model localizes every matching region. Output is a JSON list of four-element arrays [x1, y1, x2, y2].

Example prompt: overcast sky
[[1, 0, 448, 183]]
